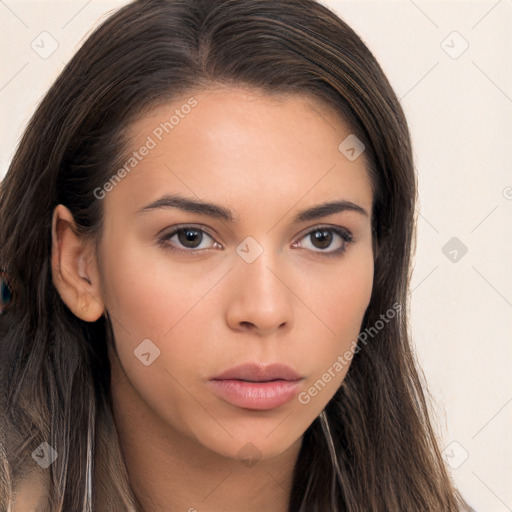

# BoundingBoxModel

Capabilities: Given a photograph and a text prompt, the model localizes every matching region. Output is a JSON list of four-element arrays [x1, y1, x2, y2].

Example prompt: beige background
[[1, 1, 511, 510]]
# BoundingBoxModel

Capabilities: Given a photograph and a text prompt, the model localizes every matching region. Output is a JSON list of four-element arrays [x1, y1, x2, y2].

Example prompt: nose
[[225, 249, 294, 337]]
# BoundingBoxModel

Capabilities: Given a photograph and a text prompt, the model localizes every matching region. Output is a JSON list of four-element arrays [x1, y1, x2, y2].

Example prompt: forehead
[[104, 86, 373, 222]]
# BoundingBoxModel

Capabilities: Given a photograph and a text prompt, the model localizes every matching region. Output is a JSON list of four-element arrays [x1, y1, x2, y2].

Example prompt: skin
[[51, 86, 374, 511]]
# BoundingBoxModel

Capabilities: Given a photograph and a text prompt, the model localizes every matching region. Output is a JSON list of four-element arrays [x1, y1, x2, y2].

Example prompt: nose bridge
[[237, 237, 279, 294], [227, 235, 294, 334]]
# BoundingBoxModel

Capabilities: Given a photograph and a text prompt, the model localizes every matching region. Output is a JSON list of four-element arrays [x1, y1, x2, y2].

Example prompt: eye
[[293, 226, 353, 257], [157, 226, 221, 254], [157, 224, 353, 257]]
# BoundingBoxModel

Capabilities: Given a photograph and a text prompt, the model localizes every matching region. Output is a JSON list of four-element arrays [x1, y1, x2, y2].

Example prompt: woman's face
[[97, 86, 374, 462]]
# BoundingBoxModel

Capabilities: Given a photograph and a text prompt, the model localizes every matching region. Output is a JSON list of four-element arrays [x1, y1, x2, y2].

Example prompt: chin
[[192, 424, 303, 464]]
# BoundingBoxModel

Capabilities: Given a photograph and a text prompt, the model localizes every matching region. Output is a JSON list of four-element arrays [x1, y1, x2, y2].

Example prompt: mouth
[[210, 362, 303, 382], [207, 363, 304, 410], [235, 378, 287, 382]]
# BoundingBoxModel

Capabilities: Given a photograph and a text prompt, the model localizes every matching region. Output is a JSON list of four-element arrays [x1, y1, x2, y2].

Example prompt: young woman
[[0, 0, 474, 510]]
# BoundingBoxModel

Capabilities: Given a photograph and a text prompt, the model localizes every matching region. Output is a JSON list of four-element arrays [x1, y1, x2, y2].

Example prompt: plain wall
[[1, 1, 511, 511]]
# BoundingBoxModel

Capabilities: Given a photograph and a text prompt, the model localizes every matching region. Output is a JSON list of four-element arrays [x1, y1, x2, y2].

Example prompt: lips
[[207, 363, 304, 410], [210, 362, 303, 382]]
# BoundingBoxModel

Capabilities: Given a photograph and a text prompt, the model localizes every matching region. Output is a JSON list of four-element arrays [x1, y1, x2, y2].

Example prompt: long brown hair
[[0, 0, 473, 510]]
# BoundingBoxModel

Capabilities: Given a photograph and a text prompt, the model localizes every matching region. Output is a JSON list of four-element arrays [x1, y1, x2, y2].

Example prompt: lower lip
[[207, 379, 303, 410]]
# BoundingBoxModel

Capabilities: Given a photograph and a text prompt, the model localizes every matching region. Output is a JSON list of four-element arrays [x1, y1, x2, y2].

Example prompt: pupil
[[179, 228, 202, 248], [312, 229, 332, 249]]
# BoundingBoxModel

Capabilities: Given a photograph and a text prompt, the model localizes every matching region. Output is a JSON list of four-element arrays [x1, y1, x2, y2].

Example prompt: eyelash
[[157, 224, 354, 258]]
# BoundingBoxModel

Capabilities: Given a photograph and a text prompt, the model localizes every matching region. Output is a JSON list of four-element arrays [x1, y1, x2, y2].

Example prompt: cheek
[[100, 240, 230, 408], [296, 249, 373, 389], [103, 242, 214, 428], [301, 250, 373, 339], [100, 237, 220, 340]]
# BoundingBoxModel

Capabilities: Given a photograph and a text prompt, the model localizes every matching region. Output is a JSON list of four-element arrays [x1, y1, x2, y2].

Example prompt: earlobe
[[51, 204, 105, 322]]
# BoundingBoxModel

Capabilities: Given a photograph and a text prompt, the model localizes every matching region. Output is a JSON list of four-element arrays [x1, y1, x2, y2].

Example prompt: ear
[[51, 204, 105, 322]]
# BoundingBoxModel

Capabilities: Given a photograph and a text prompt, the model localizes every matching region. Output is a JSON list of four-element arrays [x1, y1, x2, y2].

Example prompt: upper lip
[[210, 363, 303, 382]]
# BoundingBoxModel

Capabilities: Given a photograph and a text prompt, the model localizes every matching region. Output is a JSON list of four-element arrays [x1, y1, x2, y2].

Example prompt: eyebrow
[[137, 193, 368, 223]]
